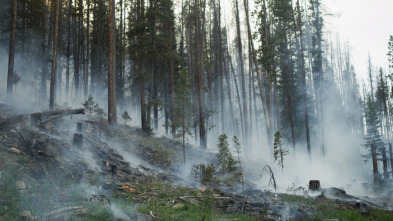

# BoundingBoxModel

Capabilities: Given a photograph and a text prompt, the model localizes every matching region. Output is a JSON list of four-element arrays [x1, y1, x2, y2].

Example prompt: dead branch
[[260, 165, 277, 191], [0, 108, 85, 128], [46, 207, 87, 220], [135, 190, 148, 198], [46, 206, 84, 216], [149, 211, 157, 218], [40, 113, 70, 125]]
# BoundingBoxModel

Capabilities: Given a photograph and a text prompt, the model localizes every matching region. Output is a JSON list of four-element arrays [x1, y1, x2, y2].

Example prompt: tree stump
[[73, 133, 83, 148], [30, 113, 42, 126], [309, 180, 321, 191], [77, 123, 83, 133], [111, 164, 118, 177]]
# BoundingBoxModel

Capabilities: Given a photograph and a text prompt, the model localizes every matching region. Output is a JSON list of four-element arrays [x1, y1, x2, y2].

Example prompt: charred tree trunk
[[234, 0, 249, 145], [371, 143, 379, 184], [50, 0, 60, 109], [108, 0, 116, 124], [296, 0, 311, 160], [243, 0, 272, 147], [84, 0, 90, 99], [382, 146, 389, 179], [390, 143, 393, 178], [41, 0, 47, 98], [7, 0, 17, 99], [66, 0, 71, 96]]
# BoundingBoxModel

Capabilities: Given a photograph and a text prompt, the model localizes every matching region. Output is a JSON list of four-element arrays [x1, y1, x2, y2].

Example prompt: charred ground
[[0, 103, 393, 220]]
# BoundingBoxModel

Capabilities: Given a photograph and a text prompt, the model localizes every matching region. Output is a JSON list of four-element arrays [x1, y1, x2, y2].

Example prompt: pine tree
[[363, 95, 384, 183], [216, 134, 238, 174], [7, 0, 17, 99], [273, 131, 289, 172], [388, 35, 393, 70], [171, 68, 193, 163]]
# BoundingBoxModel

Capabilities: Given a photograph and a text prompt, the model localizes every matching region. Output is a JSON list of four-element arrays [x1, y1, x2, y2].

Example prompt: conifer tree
[[273, 131, 289, 172], [217, 134, 238, 174], [363, 95, 384, 183]]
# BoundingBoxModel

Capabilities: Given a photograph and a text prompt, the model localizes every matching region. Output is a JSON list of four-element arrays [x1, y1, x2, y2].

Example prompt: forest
[[1, 0, 393, 219]]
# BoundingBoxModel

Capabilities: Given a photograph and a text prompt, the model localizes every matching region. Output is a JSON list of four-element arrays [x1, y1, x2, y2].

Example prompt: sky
[[324, 0, 393, 82]]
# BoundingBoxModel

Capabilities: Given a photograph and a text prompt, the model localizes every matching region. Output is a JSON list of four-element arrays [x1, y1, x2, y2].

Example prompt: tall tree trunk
[[41, 0, 47, 99], [66, 0, 71, 96], [7, 0, 17, 99], [195, 0, 207, 148], [382, 146, 388, 179], [389, 143, 393, 178], [84, 0, 90, 99], [296, 0, 311, 160], [50, 0, 60, 109], [108, 0, 116, 124], [234, 0, 249, 146], [170, 27, 176, 135], [243, 0, 272, 147], [371, 143, 379, 184]]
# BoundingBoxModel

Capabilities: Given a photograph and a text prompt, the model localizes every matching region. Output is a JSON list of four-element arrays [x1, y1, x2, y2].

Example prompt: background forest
[[1, 0, 393, 186]]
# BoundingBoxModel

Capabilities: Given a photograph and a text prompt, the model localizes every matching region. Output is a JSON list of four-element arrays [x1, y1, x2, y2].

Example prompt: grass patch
[[114, 179, 257, 221], [308, 208, 393, 221]]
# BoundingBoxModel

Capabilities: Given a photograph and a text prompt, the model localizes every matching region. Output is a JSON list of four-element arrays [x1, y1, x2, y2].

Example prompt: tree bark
[[50, 0, 60, 109], [296, 0, 311, 160], [243, 0, 272, 147], [389, 143, 393, 178], [371, 143, 379, 184], [84, 0, 90, 99], [234, 0, 249, 145], [41, 0, 47, 99], [7, 0, 17, 99], [108, 0, 116, 124]]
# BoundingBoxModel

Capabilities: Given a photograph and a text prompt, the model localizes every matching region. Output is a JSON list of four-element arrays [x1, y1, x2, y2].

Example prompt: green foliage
[[192, 163, 216, 185], [82, 95, 96, 115], [216, 134, 238, 174], [311, 209, 393, 221], [134, 181, 256, 220], [376, 68, 389, 113], [169, 68, 193, 163], [273, 131, 289, 171], [363, 95, 384, 161], [121, 111, 132, 125], [82, 95, 106, 119], [388, 35, 393, 69]]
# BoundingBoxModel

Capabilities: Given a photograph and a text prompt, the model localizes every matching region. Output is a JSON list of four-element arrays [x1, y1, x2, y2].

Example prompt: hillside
[[0, 103, 393, 220]]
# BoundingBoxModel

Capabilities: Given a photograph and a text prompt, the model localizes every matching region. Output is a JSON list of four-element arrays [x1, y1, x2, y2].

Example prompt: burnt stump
[[73, 133, 83, 148], [77, 122, 83, 133], [309, 180, 321, 191]]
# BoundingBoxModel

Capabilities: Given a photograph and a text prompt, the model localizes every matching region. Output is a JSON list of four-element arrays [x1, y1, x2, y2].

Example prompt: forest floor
[[1, 102, 393, 220]]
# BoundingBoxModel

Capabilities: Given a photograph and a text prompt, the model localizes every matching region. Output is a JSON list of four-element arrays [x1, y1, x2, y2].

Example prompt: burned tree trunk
[[382, 146, 389, 179], [73, 133, 83, 148], [77, 122, 83, 133], [0, 108, 85, 128], [390, 143, 393, 178], [371, 143, 379, 184], [7, 0, 17, 99]]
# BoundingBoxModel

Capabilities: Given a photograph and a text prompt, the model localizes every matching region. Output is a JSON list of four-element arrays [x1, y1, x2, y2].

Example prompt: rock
[[8, 147, 21, 154], [309, 180, 321, 191], [19, 210, 33, 220], [16, 181, 26, 190], [172, 203, 184, 209]]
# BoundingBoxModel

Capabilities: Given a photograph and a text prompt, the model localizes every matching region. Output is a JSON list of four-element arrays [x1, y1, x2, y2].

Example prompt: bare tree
[[50, 0, 60, 109], [108, 0, 116, 124], [7, 0, 17, 99]]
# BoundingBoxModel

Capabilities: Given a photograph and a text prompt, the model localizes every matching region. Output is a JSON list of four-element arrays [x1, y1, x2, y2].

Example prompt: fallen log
[[0, 108, 85, 128]]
